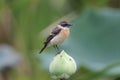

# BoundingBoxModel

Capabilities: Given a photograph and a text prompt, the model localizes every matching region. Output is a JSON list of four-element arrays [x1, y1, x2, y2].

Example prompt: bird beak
[[68, 24, 72, 26]]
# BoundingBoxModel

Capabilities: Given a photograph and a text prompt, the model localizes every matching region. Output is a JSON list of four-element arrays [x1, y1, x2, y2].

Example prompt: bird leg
[[55, 45, 60, 51], [53, 45, 60, 54], [53, 45, 58, 53]]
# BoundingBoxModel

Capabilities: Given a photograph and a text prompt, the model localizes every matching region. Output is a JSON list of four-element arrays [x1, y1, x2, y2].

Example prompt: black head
[[59, 21, 72, 28]]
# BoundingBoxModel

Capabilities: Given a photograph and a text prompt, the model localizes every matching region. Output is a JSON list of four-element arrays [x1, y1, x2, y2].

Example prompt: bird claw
[[56, 50, 62, 54]]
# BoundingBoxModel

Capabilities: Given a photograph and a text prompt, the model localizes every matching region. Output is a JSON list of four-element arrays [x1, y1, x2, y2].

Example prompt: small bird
[[39, 21, 72, 54]]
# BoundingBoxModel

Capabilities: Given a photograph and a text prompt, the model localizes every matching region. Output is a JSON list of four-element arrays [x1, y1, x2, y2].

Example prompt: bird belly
[[50, 29, 70, 46], [50, 34, 64, 45]]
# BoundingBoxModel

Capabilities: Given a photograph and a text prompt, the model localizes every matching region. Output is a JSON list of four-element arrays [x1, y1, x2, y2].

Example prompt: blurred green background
[[0, 0, 120, 80]]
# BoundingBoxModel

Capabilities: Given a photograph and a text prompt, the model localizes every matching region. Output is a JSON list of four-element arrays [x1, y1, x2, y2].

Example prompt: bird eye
[[59, 21, 71, 27], [61, 23, 68, 27]]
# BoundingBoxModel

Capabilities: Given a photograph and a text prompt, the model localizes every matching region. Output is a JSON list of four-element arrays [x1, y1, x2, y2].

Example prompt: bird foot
[[56, 50, 62, 54]]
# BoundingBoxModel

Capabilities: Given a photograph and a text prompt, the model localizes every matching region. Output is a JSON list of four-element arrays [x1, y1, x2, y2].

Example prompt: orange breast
[[61, 29, 70, 39], [50, 28, 70, 45]]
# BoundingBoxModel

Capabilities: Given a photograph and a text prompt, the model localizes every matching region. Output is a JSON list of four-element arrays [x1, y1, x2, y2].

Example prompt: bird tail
[[39, 44, 48, 54]]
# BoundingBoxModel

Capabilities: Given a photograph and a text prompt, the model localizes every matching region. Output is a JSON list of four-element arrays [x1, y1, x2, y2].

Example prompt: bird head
[[59, 21, 72, 28]]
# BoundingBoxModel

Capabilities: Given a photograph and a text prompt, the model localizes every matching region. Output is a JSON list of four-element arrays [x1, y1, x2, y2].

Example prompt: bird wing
[[44, 26, 61, 45], [39, 26, 61, 53]]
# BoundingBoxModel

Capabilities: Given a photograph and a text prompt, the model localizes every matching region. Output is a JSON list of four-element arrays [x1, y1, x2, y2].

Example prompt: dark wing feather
[[44, 26, 61, 44], [51, 27, 61, 34], [44, 34, 55, 44], [39, 26, 61, 53]]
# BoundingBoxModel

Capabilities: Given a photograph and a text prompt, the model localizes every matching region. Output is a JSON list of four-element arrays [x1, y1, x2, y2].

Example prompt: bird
[[39, 21, 72, 54]]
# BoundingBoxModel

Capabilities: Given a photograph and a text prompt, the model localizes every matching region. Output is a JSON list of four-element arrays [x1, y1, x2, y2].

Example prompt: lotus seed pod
[[49, 50, 77, 79]]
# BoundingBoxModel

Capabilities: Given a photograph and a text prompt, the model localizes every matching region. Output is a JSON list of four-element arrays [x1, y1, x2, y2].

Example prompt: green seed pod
[[49, 50, 77, 79]]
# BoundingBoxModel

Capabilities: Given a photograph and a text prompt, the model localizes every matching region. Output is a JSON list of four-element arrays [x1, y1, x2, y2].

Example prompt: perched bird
[[39, 21, 72, 54]]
